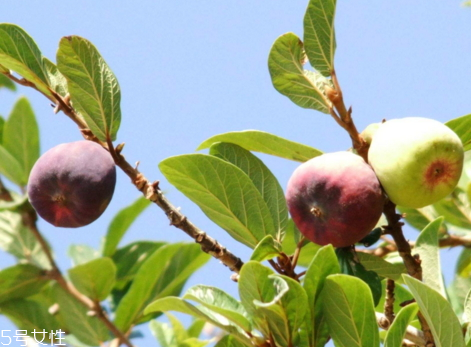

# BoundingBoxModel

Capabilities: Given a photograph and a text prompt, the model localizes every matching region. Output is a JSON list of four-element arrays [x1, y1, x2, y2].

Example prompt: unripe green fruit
[[360, 122, 381, 145], [368, 117, 464, 208], [286, 151, 384, 248]]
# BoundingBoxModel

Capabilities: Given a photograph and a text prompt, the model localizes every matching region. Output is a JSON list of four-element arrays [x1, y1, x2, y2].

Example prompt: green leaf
[[0, 264, 49, 304], [102, 196, 151, 257], [198, 130, 322, 162], [250, 235, 283, 262], [433, 188, 471, 229], [214, 335, 248, 347], [268, 33, 332, 113], [210, 142, 288, 241], [0, 210, 50, 268], [68, 257, 116, 301], [68, 244, 100, 266], [160, 154, 275, 248], [321, 274, 380, 347], [0, 291, 65, 344], [4, 97, 39, 182], [336, 248, 382, 306], [0, 24, 52, 97], [112, 241, 165, 289], [114, 243, 210, 332], [0, 144, 25, 185], [43, 57, 68, 97], [0, 73, 15, 91], [303, 0, 336, 76], [187, 319, 206, 338], [415, 217, 446, 297], [303, 245, 339, 347], [0, 115, 4, 143], [57, 36, 121, 141], [404, 275, 466, 347], [397, 205, 446, 233], [149, 313, 195, 347], [183, 285, 252, 332], [238, 261, 295, 345], [0, 191, 27, 211], [383, 303, 419, 347], [356, 253, 406, 281], [281, 219, 321, 267], [448, 275, 471, 319], [145, 297, 253, 346], [446, 114, 471, 151], [50, 283, 110, 346]]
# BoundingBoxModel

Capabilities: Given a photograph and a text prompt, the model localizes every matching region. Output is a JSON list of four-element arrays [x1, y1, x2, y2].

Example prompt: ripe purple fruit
[[286, 152, 384, 248], [27, 141, 116, 228]]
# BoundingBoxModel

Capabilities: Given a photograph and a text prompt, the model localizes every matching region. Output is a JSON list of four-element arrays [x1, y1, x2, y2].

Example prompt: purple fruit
[[27, 141, 116, 228], [286, 151, 384, 248]]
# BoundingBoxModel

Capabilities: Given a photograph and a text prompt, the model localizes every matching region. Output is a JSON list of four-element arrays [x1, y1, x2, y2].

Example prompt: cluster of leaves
[[2, 0, 471, 347]]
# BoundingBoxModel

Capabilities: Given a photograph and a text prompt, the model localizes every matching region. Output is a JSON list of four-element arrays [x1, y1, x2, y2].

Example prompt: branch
[[4, 72, 245, 275], [384, 279, 395, 323]]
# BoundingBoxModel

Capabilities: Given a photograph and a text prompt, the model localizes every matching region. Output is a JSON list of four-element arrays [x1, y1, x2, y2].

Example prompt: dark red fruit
[[286, 151, 384, 248], [27, 141, 116, 228]]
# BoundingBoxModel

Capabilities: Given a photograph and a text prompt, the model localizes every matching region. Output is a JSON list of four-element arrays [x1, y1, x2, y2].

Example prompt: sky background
[[1, 1, 471, 346]]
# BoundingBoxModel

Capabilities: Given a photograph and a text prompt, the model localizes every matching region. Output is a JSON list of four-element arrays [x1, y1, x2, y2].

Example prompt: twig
[[384, 279, 395, 323], [4, 73, 245, 274], [383, 200, 434, 346]]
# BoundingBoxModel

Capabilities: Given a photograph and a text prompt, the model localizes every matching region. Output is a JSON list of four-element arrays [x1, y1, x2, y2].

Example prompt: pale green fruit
[[360, 122, 381, 145], [368, 117, 464, 208]]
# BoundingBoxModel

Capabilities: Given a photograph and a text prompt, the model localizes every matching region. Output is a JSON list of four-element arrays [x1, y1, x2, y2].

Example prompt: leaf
[[114, 243, 210, 332], [214, 335, 248, 347], [68, 257, 116, 301], [0, 292, 64, 343], [268, 32, 332, 113], [144, 297, 252, 346], [0, 210, 50, 268], [3, 97, 39, 182], [210, 142, 288, 241], [112, 241, 165, 289], [0, 115, 4, 143], [0, 191, 27, 211], [448, 275, 471, 319], [0, 144, 25, 185], [383, 303, 419, 347], [68, 244, 100, 266], [415, 217, 446, 297], [250, 235, 282, 262], [303, 0, 336, 76], [160, 154, 275, 248], [303, 245, 339, 347], [446, 114, 471, 151], [187, 319, 206, 338], [198, 130, 322, 162], [336, 248, 382, 306], [356, 253, 406, 281], [433, 188, 471, 229], [50, 283, 110, 346], [43, 57, 68, 97], [404, 275, 466, 347], [0, 73, 15, 91], [321, 274, 380, 347], [238, 261, 295, 345], [184, 285, 252, 332], [57, 36, 121, 141], [149, 313, 196, 347], [281, 219, 321, 267], [397, 205, 447, 233], [102, 196, 151, 257], [0, 264, 49, 304], [0, 24, 52, 97]]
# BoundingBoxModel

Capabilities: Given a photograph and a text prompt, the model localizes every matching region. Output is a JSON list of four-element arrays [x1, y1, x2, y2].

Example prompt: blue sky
[[1, 1, 471, 346]]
